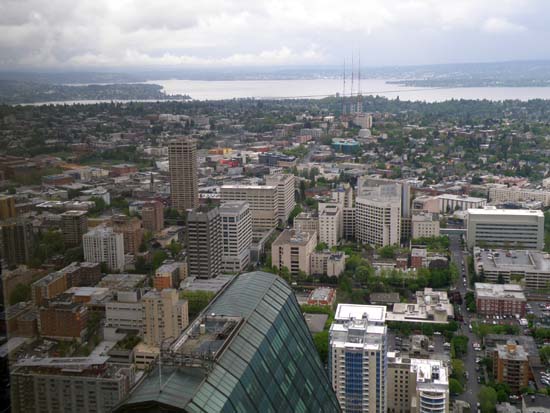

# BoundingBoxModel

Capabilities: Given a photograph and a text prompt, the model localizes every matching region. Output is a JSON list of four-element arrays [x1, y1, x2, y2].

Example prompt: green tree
[[449, 378, 464, 395], [9, 283, 31, 305], [168, 240, 183, 258], [451, 359, 465, 381], [540, 346, 550, 365], [180, 290, 215, 318], [478, 386, 498, 413], [313, 331, 329, 363], [152, 250, 168, 271]]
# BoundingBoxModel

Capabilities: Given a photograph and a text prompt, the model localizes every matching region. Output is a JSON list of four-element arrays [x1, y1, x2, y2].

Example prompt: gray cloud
[[1, 0, 550, 69]]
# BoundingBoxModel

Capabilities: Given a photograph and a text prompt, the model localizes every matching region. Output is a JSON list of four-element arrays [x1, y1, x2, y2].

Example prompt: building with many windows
[[329, 304, 388, 413], [0, 219, 34, 267], [60, 210, 88, 247], [115, 271, 340, 412], [265, 173, 296, 224], [271, 229, 317, 276], [437, 194, 487, 213], [83, 226, 125, 272], [186, 207, 222, 279], [219, 201, 253, 273], [220, 185, 278, 231], [466, 208, 544, 250], [489, 186, 550, 207], [475, 283, 527, 317], [141, 200, 164, 233], [493, 342, 531, 393], [10, 356, 135, 413], [411, 211, 440, 239], [169, 136, 199, 212], [142, 289, 188, 347], [356, 194, 401, 247]]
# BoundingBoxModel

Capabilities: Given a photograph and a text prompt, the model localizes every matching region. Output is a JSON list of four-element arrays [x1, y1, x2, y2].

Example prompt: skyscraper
[[115, 271, 340, 412], [60, 210, 88, 247], [329, 304, 388, 413], [355, 187, 401, 247], [83, 226, 125, 272], [186, 207, 222, 279], [219, 201, 253, 273], [265, 173, 296, 223], [169, 136, 199, 212]]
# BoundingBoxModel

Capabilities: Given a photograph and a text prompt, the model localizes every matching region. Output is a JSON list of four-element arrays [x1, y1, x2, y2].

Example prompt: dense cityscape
[[0, 93, 549, 413]]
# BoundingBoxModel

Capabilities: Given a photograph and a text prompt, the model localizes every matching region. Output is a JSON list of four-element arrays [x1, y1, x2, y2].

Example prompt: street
[[449, 234, 481, 409]]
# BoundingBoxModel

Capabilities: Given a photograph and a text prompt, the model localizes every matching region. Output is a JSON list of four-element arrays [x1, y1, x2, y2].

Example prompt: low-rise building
[[10, 356, 135, 413], [475, 283, 527, 317], [38, 294, 88, 341], [105, 290, 144, 333], [437, 194, 487, 213], [387, 288, 454, 324], [474, 249, 550, 290], [307, 287, 336, 307], [154, 261, 187, 289], [310, 250, 346, 277], [411, 211, 440, 239]]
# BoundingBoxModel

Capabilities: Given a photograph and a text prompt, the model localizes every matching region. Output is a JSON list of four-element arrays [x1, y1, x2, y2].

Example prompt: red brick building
[[475, 283, 527, 317]]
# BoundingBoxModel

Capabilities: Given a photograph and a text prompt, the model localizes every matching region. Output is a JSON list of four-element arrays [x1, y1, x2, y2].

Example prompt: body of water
[[146, 78, 550, 102]]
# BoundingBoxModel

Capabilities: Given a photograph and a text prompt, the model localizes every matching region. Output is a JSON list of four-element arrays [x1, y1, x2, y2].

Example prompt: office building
[[387, 355, 450, 413], [493, 342, 531, 393], [412, 195, 440, 213], [115, 271, 340, 412], [489, 186, 550, 207], [411, 211, 440, 239], [294, 212, 319, 235], [475, 283, 527, 317], [154, 261, 187, 289], [357, 176, 410, 218], [220, 185, 278, 231], [83, 226, 125, 272], [271, 229, 317, 276], [356, 193, 401, 247], [112, 215, 144, 255], [186, 208, 222, 279], [310, 251, 346, 277], [169, 136, 199, 212], [329, 304, 387, 413], [0, 219, 34, 267], [474, 249, 550, 290], [258, 152, 297, 167], [105, 290, 144, 333], [61, 210, 88, 247], [219, 201, 253, 273], [0, 195, 16, 220], [10, 356, 134, 413], [142, 289, 188, 347], [38, 294, 88, 341], [466, 208, 544, 250], [141, 200, 164, 233], [331, 184, 354, 208], [319, 203, 343, 248], [266, 173, 296, 223], [437, 194, 487, 213], [343, 207, 356, 240]]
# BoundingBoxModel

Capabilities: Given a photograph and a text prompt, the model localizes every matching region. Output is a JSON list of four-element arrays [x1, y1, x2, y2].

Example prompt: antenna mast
[[357, 50, 362, 113], [342, 58, 346, 115], [350, 51, 354, 99]]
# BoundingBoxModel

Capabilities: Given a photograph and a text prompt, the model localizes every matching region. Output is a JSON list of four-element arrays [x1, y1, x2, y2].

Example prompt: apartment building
[[141, 200, 164, 233], [112, 215, 144, 255], [60, 210, 88, 247], [186, 208, 222, 279], [493, 342, 531, 393], [142, 289, 189, 347], [356, 195, 401, 247], [83, 226, 125, 272], [475, 283, 527, 317], [220, 185, 278, 231], [318, 203, 343, 248], [219, 201, 253, 273]]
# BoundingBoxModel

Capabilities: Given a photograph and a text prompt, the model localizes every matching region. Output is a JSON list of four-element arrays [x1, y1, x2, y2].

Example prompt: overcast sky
[[2, 0, 550, 70]]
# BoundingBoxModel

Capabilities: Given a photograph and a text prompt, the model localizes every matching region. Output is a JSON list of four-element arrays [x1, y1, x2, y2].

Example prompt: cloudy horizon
[[2, 0, 550, 70]]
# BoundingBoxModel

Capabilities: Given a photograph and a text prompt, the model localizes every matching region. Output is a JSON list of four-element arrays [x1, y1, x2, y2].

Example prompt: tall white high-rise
[[329, 304, 388, 413], [355, 193, 401, 247], [142, 289, 188, 347], [318, 203, 343, 248], [83, 226, 125, 272], [219, 201, 253, 273]]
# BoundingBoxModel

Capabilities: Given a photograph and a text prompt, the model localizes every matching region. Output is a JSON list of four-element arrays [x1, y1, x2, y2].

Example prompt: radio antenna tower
[[342, 58, 346, 115], [350, 51, 354, 99], [357, 50, 362, 113]]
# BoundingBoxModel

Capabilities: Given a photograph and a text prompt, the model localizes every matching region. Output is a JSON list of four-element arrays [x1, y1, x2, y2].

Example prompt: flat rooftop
[[467, 208, 544, 217], [411, 358, 448, 386], [478, 249, 550, 272], [475, 283, 526, 300], [272, 229, 315, 246], [437, 194, 485, 202], [334, 304, 386, 323]]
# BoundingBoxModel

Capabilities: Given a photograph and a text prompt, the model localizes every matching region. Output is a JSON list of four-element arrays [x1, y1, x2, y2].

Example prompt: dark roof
[[523, 393, 550, 409]]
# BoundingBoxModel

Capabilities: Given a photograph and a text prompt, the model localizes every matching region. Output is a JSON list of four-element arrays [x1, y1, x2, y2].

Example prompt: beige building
[[412, 195, 440, 213], [219, 201, 253, 273], [387, 354, 449, 413], [310, 251, 346, 277], [0, 195, 16, 220], [437, 194, 487, 213], [489, 186, 550, 207], [466, 208, 544, 250], [60, 210, 88, 247], [294, 212, 319, 236], [142, 289, 188, 347], [411, 211, 440, 239], [265, 173, 296, 223], [83, 226, 125, 272], [221, 185, 278, 231], [271, 229, 316, 276], [356, 195, 401, 247], [112, 215, 144, 255], [169, 136, 199, 212]]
